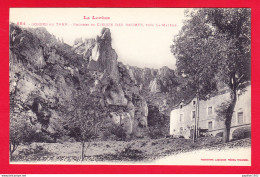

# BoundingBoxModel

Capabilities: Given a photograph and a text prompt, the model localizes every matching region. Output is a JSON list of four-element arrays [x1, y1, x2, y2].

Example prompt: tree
[[171, 8, 251, 142], [206, 8, 251, 143], [10, 113, 35, 161], [110, 107, 127, 141], [65, 74, 107, 161], [9, 73, 35, 161], [171, 9, 219, 141]]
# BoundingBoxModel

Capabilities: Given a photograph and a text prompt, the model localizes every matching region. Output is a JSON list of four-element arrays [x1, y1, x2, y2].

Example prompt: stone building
[[170, 85, 251, 140]]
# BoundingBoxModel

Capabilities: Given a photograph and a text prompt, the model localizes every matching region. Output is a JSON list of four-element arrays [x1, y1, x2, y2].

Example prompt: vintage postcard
[[9, 8, 251, 166]]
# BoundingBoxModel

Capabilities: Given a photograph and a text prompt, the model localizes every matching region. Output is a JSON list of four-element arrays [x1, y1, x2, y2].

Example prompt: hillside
[[9, 23, 195, 142]]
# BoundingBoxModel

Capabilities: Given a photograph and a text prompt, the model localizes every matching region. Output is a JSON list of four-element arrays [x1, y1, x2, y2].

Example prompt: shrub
[[232, 127, 251, 140], [117, 145, 145, 160], [197, 137, 223, 146], [140, 142, 147, 147], [18, 145, 50, 157], [109, 124, 127, 141], [148, 128, 164, 139], [33, 132, 55, 143]]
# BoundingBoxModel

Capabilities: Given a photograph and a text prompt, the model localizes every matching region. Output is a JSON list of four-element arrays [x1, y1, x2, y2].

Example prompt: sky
[[10, 8, 187, 69]]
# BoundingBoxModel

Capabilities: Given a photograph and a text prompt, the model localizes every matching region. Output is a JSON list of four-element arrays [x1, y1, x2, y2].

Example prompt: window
[[208, 121, 213, 130], [193, 100, 196, 106], [180, 114, 183, 122], [180, 105, 183, 109], [237, 112, 244, 124], [180, 127, 183, 134], [208, 106, 213, 115], [192, 110, 196, 119]]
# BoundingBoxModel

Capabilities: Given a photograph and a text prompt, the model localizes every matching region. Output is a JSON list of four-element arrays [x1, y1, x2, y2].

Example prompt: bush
[[232, 127, 251, 140], [117, 145, 145, 160], [197, 137, 223, 146], [109, 124, 127, 141], [18, 144, 50, 157], [33, 132, 55, 143], [140, 142, 147, 147], [148, 128, 164, 139]]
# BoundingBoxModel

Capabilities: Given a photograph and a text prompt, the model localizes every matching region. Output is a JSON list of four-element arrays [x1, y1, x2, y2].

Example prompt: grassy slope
[[12, 137, 251, 163]]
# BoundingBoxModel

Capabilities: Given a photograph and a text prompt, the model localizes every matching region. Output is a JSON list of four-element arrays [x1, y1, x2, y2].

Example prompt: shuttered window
[[192, 111, 196, 119], [208, 121, 213, 130], [208, 106, 213, 115], [237, 112, 244, 124]]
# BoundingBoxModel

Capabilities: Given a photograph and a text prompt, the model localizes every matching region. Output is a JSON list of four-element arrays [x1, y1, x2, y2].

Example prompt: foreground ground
[[12, 137, 251, 164]]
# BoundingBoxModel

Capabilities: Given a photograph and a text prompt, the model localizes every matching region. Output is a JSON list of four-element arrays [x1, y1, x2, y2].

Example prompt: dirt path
[[150, 146, 251, 166]]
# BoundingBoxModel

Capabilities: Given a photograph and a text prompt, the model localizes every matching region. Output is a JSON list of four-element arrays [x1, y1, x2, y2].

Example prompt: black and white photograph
[[9, 8, 251, 165]]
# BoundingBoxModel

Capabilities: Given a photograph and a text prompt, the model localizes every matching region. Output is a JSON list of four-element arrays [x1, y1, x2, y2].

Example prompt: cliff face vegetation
[[9, 23, 192, 142]]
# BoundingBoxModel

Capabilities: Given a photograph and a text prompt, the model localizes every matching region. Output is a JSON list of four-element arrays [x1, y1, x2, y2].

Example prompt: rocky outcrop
[[9, 24, 179, 141], [124, 65, 176, 94], [10, 24, 84, 141], [72, 29, 156, 136], [73, 28, 119, 81]]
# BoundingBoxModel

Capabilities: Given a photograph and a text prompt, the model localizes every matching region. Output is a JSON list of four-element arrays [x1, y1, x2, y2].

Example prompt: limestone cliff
[[73, 28, 119, 81], [9, 24, 180, 141]]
